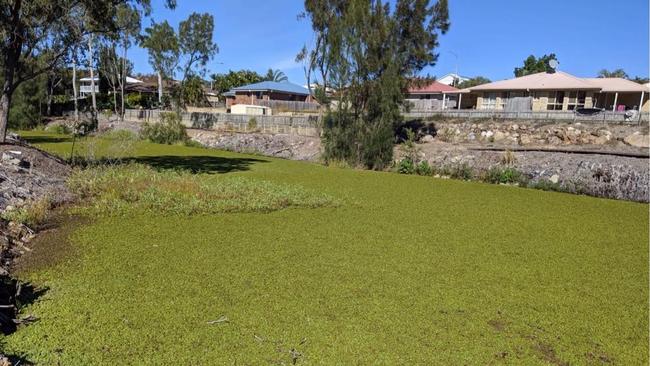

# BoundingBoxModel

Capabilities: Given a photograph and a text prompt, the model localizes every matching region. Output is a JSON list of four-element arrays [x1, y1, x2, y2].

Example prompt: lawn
[[4, 131, 648, 364]]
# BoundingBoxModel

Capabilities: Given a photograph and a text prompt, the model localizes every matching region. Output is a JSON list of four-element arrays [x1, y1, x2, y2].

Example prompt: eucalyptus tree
[[178, 12, 218, 82], [0, 0, 176, 142], [301, 0, 449, 169], [141, 20, 179, 105], [177, 12, 218, 107]]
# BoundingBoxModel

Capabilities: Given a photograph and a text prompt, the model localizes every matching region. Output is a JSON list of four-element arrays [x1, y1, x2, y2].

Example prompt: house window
[[481, 92, 497, 110], [256, 91, 264, 99], [547, 91, 565, 110], [566, 91, 587, 110]]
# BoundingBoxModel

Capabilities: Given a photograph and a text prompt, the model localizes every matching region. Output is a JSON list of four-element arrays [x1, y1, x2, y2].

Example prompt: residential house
[[465, 71, 649, 112], [437, 73, 469, 87], [406, 81, 463, 110], [225, 81, 314, 108], [79, 75, 144, 97]]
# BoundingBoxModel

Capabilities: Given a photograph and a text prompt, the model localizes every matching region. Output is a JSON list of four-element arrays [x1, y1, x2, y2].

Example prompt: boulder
[[421, 134, 434, 143], [493, 131, 506, 142], [623, 133, 650, 148], [549, 174, 560, 184]]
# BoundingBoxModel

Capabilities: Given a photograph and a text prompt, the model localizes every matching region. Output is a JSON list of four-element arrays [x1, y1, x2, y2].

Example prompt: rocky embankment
[[189, 130, 321, 161], [0, 136, 71, 350], [430, 120, 649, 149]]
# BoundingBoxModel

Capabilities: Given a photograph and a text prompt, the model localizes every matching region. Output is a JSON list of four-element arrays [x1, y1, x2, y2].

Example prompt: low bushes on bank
[[67, 163, 337, 216]]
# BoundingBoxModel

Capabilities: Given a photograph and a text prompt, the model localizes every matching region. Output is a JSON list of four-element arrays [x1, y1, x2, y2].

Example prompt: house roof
[[439, 73, 470, 81], [583, 78, 649, 92], [408, 80, 461, 94], [469, 71, 600, 91], [231, 81, 310, 95], [79, 75, 143, 84]]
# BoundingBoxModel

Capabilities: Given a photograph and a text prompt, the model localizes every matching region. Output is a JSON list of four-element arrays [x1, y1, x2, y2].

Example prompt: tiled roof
[[469, 71, 599, 91], [408, 80, 461, 94], [583, 78, 649, 92]]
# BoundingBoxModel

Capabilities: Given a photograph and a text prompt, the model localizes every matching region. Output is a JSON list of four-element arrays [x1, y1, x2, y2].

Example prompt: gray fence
[[254, 99, 321, 112], [119, 109, 321, 137], [405, 109, 650, 124]]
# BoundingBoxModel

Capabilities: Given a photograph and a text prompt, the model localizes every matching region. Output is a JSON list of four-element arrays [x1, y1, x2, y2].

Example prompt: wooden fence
[[254, 99, 321, 112]]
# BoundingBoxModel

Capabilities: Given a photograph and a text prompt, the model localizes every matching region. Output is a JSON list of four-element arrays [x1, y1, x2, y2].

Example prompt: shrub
[[528, 179, 562, 192], [45, 124, 71, 135], [247, 117, 258, 131], [501, 150, 517, 165], [140, 112, 188, 144], [1, 196, 52, 227], [397, 158, 415, 175], [484, 167, 525, 185], [183, 139, 204, 148], [449, 164, 474, 180], [67, 164, 338, 216], [415, 160, 433, 176]]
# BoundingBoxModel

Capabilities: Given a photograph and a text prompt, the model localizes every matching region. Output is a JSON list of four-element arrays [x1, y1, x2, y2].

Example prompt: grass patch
[[67, 163, 337, 216], [3, 131, 648, 365]]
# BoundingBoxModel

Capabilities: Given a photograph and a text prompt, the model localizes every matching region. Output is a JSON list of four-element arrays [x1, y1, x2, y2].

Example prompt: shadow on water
[[20, 135, 74, 144], [129, 155, 268, 174]]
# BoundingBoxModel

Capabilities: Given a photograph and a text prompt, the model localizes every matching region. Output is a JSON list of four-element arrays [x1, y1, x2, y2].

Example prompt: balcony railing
[[79, 85, 99, 93]]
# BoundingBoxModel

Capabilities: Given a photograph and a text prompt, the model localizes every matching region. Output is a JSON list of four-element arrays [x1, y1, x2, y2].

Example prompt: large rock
[[493, 131, 506, 142], [623, 133, 650, 148], [421, 134, 434, 143]]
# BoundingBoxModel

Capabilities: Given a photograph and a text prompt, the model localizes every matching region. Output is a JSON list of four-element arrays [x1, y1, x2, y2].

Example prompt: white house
[[78, 75, 144, 97], [437, 73, 470, 87]]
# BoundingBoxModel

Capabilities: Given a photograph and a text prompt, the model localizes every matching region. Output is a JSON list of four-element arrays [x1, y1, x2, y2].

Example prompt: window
[[481, 92, 497, 110], [566, 91, 586, 110], [546, 91, 565, 110]]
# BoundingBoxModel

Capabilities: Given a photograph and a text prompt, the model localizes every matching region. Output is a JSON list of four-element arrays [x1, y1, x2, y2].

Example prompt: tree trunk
[[72, 63, 79, 122], [46, 87, 53, 116], [121, 44, 127, 122], [0, 88, 12, 144], [112, 84, 118, 116], [88, 35, 97, 120], [157, 71, 163, 105]]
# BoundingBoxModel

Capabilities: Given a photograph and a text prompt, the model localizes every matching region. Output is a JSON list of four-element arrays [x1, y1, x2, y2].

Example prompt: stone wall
[[428, 120, 649, 149]]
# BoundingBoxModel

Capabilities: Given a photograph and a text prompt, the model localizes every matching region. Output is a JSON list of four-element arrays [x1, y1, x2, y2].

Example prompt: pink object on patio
[[617, 105, 625, 112]]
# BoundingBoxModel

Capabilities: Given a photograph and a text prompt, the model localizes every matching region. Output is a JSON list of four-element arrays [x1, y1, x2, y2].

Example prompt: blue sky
[[130, 0, 650, 84]]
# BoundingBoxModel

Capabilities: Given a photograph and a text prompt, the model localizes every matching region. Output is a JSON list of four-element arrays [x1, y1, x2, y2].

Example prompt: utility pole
[[449, 51, 459, 87]]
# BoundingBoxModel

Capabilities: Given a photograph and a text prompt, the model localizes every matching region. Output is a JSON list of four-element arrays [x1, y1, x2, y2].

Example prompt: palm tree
[[265, 68, 288, 82]]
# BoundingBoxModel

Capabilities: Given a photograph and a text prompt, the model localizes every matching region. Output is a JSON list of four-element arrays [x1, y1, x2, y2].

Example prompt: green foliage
[[449, 163, 473, 180], [11, 132, 649, 365], [140, 112, 188, 144], [304, 0, 449, 170], [457, 76, 491, 89], [1, 196, 52, 227], [44, 124, 71, 135], [67, 163, 337, 216], [415, 160, 432, 176], [210, 70, 263, 95], [125, 93, 154, 109], [178, 12, 218, 81], [483, 167, 525, 185], [264, 69, 288, 82], [397, 158, 415, 174], [514, 53, 558, 77], [247, 117, 258, 130], [10, 132, 650, 365], [179, 75, 208, 107], [8, 76, 45, 130], [141, 20, 179, 80], [597, 68, 628, 79]]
